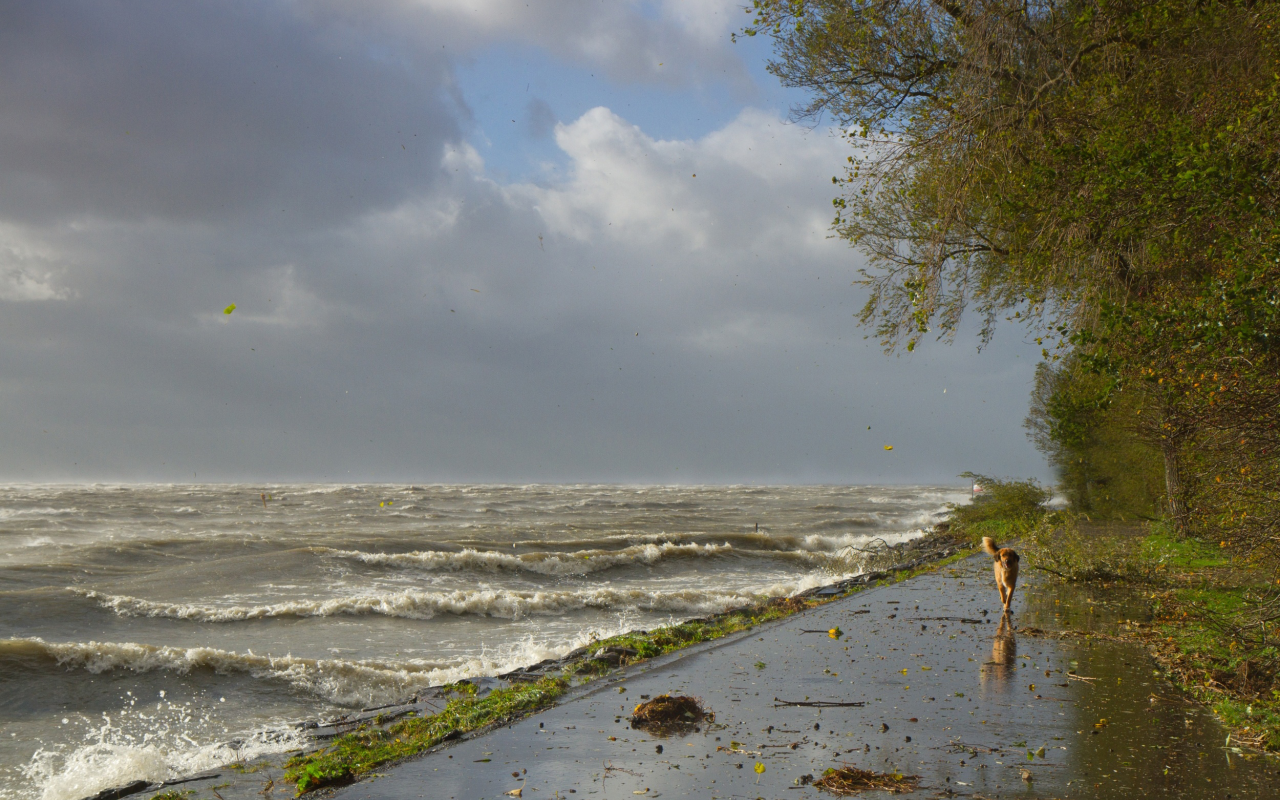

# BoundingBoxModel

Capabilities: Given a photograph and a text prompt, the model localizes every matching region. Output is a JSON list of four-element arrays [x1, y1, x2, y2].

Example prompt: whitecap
[[317, 541, 734, 576], [72, 584, 763, 623]]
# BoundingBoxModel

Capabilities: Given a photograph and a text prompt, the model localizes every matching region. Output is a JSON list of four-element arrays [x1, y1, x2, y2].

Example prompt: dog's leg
[[1005, 564, 1019, 610]]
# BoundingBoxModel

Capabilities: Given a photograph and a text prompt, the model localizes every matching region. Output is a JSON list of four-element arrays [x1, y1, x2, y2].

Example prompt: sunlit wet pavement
[[323, 553, 1277, 800], [174, 552, 1280, 800]]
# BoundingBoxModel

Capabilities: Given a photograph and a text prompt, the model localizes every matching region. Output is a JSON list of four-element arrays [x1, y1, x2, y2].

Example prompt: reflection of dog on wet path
[[982, 537, 1020, 611]]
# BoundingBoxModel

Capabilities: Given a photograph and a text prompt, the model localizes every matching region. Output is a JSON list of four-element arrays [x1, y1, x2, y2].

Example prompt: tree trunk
[[1162, 437, 1187, 536]]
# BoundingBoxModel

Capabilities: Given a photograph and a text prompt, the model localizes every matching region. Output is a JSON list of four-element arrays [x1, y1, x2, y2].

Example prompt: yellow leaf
[[223, 304, 236, 315], [754, 762, 765, 774], [884, 445, 893, 450]]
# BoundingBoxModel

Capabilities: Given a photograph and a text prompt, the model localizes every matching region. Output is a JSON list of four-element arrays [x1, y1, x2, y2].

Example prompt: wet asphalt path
[[334, 554, 1280, 799]]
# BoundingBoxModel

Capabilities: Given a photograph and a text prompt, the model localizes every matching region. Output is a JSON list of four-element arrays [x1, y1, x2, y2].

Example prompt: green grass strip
[[285, 677, 568, 793]]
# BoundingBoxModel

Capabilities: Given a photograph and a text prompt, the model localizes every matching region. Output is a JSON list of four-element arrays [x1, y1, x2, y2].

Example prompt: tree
[[1024, 358, 1164, 520], [749, 1, 1280, 552], [746, 0, 1280, 351]]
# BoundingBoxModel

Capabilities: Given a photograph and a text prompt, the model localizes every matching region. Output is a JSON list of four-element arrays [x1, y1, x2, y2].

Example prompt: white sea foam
[[5, 637, 443, 705], [798, 529, 924, 553], [4, 613, 645, 720], [75, 584, 764, 622], [318, 541, 734, 575], [0, 507, 80, 520], [19, 713, 306, 800]]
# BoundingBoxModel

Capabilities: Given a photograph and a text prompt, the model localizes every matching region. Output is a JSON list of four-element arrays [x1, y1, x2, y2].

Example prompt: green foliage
[[1023, 516, 1231, 584], [1023, 513, 1159, 583], [1025, 358, 1165, 519], [1087, 258, 1280, 552], [747, 0, 1280, 350], [946, 473, 1050, 542], [1211, 697, 1280, 751], [1140, 529, 1229, 572], [751, 0, 1280, 560], [1154, 577, 1280, 750]]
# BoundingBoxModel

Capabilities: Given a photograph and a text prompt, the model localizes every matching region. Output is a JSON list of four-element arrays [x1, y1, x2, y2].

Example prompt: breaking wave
[[20, 721, 306, 800], [2, 614, 647, 710], [317, 541, 735, 575], [75, 585, 769, 622]]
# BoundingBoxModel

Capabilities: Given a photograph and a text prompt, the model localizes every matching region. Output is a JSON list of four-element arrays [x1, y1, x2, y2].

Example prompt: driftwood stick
[[773, 697, 866, 708], [906, 616, 987, 624]]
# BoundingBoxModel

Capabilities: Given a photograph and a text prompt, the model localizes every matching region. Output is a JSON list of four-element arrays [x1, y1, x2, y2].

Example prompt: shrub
[[946, 473, 1051, 544]]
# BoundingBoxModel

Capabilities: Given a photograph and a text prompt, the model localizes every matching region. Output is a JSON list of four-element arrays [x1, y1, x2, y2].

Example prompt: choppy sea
[[0, 484, 963, 800]]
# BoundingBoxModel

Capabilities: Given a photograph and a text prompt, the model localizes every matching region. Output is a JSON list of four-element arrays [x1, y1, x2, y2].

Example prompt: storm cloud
[[0, 1, 1047, 484]]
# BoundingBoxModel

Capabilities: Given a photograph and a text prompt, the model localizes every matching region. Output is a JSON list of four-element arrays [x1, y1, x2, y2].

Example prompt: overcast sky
[[0, 0, 1050, 485]]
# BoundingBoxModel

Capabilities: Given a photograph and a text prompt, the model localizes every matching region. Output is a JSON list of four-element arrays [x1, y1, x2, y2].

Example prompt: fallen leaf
[[223, 304, 236, 315]]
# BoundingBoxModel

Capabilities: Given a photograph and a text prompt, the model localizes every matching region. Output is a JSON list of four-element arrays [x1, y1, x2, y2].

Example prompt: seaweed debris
[[813, 766, 920, 795], [629, 695, 713, 732]]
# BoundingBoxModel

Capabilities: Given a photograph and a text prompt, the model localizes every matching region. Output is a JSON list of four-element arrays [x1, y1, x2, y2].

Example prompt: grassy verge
[[285, 677, 568, 793], [1022, 514, 1280, 752], [279, 536, 971, 795]]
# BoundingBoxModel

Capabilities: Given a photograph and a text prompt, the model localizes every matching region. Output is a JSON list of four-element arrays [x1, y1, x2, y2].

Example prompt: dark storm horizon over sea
[[0, 483, 964, 800]]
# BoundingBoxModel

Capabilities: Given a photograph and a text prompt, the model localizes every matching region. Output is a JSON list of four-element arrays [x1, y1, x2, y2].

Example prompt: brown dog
[[982, 537, 1020, 611]]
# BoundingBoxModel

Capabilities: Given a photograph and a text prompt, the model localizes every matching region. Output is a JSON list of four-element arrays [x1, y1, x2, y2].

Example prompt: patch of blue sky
[[453, 36, 816, 183]]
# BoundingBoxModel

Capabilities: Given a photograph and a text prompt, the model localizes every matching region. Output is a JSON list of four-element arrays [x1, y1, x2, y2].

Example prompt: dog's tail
[[981, 536, 1000, 557]]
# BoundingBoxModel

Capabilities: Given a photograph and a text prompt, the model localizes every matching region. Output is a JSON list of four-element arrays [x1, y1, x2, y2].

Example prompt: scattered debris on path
[[773, 697, 866, 708], [629, 695, 712, 731], [813, 766, 920, 795]]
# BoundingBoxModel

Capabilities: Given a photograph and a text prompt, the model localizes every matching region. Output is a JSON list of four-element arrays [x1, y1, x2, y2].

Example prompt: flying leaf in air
[[884, 445, 893, 451], [224, 304, 236, 315]]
